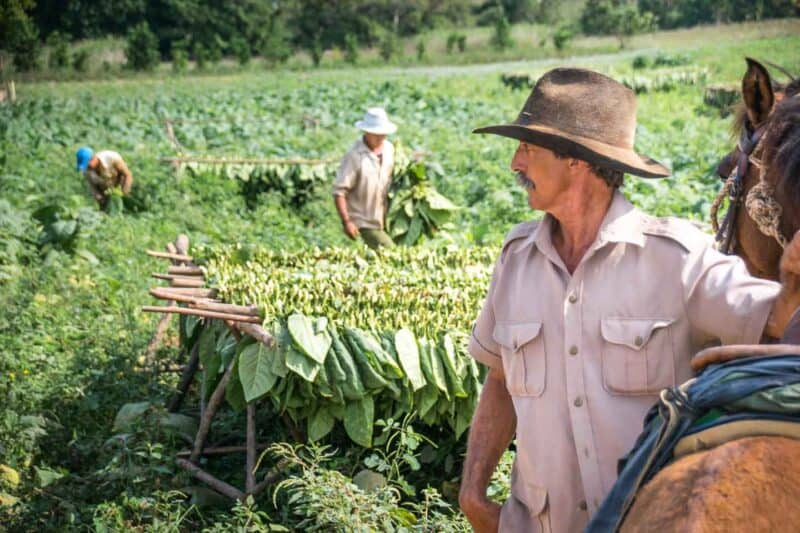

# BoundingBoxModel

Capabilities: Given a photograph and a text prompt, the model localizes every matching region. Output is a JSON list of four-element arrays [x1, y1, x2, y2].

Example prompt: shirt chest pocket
[[601, 317, 676, 396], [493, 322, 546, 397]]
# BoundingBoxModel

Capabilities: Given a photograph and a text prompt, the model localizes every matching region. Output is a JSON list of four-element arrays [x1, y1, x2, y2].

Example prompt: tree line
[[1, 0, 798, 73]]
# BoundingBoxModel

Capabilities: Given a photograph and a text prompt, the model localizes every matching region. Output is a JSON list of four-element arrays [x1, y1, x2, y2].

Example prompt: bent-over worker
[[76, 147, 133, 209]]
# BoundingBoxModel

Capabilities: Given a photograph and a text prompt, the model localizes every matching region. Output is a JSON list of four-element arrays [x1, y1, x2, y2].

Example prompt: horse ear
[[742, 57, 774, 126]]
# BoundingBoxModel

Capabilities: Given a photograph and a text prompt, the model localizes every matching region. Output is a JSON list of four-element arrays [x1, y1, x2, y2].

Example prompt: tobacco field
[[1, 23, 799, 531]]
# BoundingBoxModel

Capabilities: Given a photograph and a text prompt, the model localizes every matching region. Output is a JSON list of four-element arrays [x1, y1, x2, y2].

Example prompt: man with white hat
[[458, 67, 800, 532], [333, 107, 397, 249], [76, 146, 133, 210]]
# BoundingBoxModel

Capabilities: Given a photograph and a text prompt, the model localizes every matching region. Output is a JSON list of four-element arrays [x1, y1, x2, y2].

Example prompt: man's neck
[[550, 188, 615, 274]]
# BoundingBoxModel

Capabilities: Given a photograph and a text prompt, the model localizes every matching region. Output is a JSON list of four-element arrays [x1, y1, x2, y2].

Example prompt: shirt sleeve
[[333, 151, 357, 197], [469, 257, 504, 372], [684, 245, 780, 345]]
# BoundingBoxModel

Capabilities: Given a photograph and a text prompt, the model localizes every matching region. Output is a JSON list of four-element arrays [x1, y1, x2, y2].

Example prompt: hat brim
[[473, 123, 670, 178], [77, 162, 89, 172], [355, 121, 397, 135]]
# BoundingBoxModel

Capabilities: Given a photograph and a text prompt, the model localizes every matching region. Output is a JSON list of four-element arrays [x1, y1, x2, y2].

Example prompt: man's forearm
[[334, 194, 350, 224], [460, 367, 516, 507]]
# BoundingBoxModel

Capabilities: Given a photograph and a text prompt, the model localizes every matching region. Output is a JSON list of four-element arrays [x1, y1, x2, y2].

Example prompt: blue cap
[[76, 147, 93, 172]]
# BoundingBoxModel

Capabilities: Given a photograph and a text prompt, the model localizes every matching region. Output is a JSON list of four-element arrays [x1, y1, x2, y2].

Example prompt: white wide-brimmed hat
[[355, 107, 397, 135]]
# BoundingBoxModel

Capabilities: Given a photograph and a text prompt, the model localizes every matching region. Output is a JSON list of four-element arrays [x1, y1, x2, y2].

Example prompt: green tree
[[46, 31, 70, 69], [125, 22, 159, 71], [580, 0, 654, 48], [192, 42, 207, 70], [1, 0, 41, 74], [259, 18, 292, 66], [490, 16, 514, 50]]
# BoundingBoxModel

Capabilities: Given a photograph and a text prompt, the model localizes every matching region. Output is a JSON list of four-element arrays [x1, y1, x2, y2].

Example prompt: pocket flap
[[516, 480, 548, 515], [601, 317, 674, 351], [493, 322, 542, 352]]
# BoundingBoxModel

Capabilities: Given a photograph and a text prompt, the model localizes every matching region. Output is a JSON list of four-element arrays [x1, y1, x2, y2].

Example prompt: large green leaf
[[287, 313, 331, 363], [307, 407, 335, 442], [285, 344, 321, 382], [404, 214, 423, 246], [238, 342, 279, 402], [226, 355, 247, 412], [344, 395, 374, 448], [394, 328, 425, 391]]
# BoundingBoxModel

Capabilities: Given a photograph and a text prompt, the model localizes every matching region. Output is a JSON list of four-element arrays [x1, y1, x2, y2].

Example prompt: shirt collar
[[522, 190, 646, 255]]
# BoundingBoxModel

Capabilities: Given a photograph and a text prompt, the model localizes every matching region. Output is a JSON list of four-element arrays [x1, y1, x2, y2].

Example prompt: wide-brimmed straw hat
[[355, 107, 397, 135], [473, 68, 670, 178]]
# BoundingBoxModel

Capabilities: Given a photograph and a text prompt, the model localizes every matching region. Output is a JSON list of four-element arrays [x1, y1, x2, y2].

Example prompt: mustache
[[516, 171, 535, 190]]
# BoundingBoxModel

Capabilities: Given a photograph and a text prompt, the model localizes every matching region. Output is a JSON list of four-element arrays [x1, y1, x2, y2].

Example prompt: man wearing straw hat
[[458, 68, 800, 531], [333, 107, 397, 250]]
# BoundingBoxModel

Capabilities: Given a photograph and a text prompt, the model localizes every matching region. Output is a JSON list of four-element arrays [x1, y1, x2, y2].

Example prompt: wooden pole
[[176, 458, 245, 501], [246, 404, 256, 494], [234, 322, 275, 346], [252, 459, 290, 495], [176, 444, 268, 458], [190, 360, 236, 463], [168, 265, 204, 276], [160, 156, 335, 166], [141, 306, 262, 324], [147, 250, 193, 262], [150, 287, 217, 298], [167, 343, 200, 412]]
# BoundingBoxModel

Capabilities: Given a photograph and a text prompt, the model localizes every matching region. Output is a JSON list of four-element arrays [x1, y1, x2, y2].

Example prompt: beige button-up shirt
[[469, 191, 780, 532], [333, 139, 394, 230]]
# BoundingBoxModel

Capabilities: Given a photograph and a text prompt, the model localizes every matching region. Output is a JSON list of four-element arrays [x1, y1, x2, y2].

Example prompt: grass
[[1, 19, 799, 530]]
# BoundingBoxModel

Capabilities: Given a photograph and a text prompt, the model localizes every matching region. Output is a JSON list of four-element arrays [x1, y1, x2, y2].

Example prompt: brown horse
[[621, 60, 800, 532]]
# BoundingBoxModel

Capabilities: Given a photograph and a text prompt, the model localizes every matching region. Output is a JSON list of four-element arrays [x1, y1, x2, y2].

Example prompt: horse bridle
[[715, 124, 766, 254]]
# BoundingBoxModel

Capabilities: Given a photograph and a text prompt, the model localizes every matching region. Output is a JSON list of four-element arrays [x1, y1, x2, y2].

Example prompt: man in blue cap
[[76, 147, 133, 209]]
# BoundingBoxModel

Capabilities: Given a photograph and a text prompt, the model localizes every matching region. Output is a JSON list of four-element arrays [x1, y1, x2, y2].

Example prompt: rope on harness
[[745, 178, 788, 248], [710, 175, 733, 234]]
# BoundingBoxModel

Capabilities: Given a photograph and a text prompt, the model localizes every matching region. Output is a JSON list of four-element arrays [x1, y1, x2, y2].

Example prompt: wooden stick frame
[[145, 236, 285, 500]]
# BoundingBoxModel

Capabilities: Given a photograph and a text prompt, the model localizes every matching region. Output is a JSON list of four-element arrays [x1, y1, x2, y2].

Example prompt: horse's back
[[622, 436, 800, 533]]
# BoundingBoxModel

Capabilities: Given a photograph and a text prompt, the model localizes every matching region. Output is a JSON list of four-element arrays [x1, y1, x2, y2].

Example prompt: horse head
[[713, 58, 800, 281]]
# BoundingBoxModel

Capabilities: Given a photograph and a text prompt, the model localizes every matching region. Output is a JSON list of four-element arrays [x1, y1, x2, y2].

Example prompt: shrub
[[72, 49, 89, 72], [171, 40, 188, 73], [206, 35, 223, 64], [344, 33, 358, 65], [632, 55, 650, 69], [446, 33, 458, 54], [379, 31, 398, 62], [416, 39, 426, 61], [457, 34, 467, 52], [490, 16, 514, 50], [193, 43, 208, 70], [125, 22, 159, 71], [309, 36, 323, 67], [46, 31, 70, 69], [230, 36, 251, 66]]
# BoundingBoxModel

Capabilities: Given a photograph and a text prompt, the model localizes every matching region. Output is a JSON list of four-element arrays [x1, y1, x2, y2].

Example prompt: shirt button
[[579, 500, 588, 511], [574, 396, 584, 407], [569, 345, 578, 356], [568, 293, 578, 303], [634, 335, 644, 347]]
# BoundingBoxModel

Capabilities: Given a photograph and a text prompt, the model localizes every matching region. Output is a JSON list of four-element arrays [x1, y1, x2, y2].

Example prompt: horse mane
[[766, 81, 800, 206]]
